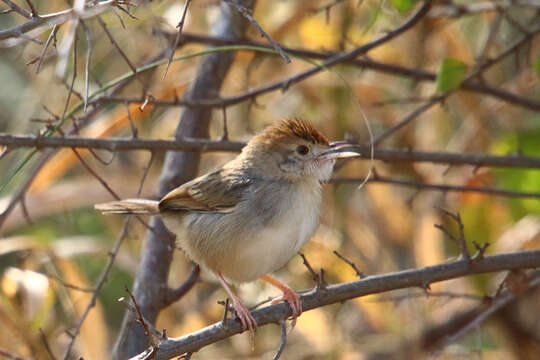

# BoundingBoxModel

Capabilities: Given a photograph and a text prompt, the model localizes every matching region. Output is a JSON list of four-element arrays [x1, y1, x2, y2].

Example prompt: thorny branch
[[0, 0, 115, 44], [130, 250, 540, 360]]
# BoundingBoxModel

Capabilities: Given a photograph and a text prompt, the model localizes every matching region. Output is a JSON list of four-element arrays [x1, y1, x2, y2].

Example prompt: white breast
[[224, 181, 322, 282]]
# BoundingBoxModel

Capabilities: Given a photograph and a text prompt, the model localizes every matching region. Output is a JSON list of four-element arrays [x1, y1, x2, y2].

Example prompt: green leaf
[[391, 0, 415, 12], [535, 58, 540, 79], [436, 58, 468, 92]]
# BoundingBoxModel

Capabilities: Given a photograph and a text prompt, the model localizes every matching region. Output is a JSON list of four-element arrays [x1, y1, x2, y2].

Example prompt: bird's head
[[240, 118, 358, 182]]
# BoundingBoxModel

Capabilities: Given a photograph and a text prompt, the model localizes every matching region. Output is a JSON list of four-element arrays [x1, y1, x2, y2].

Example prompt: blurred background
[[0, 0, 539, 359]]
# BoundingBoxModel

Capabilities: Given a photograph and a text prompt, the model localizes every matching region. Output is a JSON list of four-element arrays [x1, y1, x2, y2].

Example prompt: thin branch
[[122, 1, 431, 113], [71, 148, 120, 200], [130, 250, 540, 360], [333, 250, 365, 278], [125, 285, 159, 347], [0, 348, 29, 360], [224, 0, 291, 63], [39, 328, 57, 360], [164, 264, 200, 307], [429, 0, 540, 18], [96, 16, 140, 84], [331, 176, 540, 199], [2, 135, 540, 169], [272, 320, 288, 360], [163, 0, 192, 79], [63, 217, 131, 360], [0, 0, 114, 44], [372, 97, 442, 145], [433, 274, 540, 357], [160, 31, 540, 111], [435, 208, 470, 260], [1, 0, 31, 19], [36, 24, 58, 74], [23, 0, 37, 17], [45, 272, 95, 293]]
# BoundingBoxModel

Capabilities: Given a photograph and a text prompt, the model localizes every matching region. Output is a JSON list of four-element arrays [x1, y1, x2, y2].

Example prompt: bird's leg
[[217, 272, 257, 337], [261, 274, 302, 328]]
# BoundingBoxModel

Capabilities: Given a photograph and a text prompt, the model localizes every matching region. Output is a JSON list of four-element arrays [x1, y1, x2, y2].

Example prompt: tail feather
[[95, 199, 159, 214]]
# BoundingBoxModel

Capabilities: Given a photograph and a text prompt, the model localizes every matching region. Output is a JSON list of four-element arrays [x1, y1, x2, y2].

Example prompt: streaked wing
[[158, 168, 252, 213]]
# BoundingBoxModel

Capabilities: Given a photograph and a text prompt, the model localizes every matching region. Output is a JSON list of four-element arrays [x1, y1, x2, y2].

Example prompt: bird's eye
[[296, 145, 310, 155]]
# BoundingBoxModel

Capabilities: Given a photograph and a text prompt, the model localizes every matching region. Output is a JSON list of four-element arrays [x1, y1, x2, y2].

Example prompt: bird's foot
[[271, 286, 302, 329], [230, 295, 257, 338]]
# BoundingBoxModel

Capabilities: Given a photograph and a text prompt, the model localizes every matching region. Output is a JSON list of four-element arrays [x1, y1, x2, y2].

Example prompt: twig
[[331, 176, 540, 199], [164, 264, 200, 306], [96, 16, 141, 86], [2, 0, 31, 19], [224, 0, 290, 63], [433, 275, 540, 358], [0, 348, 29, 360], [23, 0, 37, 17], [372, 291, 485, 303], [333, 250, 365, 278], [80, 20, 92, 111], [0, 0, 114, 44], [39, 328, 57, 360], [435, 208, 470, 260], [63, 217, 131, 360], [125, 102, 139, 138], [221, 298, 230, 326], [71, 148, 120, 200], [36, 25, 58, 74], [154, 31, 540, 111], [272, 320, 288, 360], [372, 96, 443, 145], [220, 106, 228, 140], [45, 273, 95, 293], [137, 151, 154, 197], [298, 253, 327, 291], [163, 0, 192, 79], [125, 285, 159, 347]]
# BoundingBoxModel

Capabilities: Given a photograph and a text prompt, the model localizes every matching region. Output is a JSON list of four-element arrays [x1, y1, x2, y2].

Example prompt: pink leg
[[217, 273, 257, 336], [261, 275, 302, 328]]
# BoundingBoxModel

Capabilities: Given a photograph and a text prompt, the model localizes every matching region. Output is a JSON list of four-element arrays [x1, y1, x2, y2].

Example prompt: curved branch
[[152, 29, 540, 111], [131, 250, 540, 360]]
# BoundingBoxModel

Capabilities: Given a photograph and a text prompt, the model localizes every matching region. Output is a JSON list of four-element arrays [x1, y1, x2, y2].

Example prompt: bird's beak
[[318, 141, 361, 160]]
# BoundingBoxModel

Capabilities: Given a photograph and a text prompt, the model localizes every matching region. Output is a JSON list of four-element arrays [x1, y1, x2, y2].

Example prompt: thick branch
[[131, 250, 540, 360]]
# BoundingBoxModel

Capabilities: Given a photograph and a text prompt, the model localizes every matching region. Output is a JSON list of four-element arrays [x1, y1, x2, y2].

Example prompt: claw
[[231, 297, 257, 337], [217, 272, 257, 340], [261, 275, 303, 329], [271, 286, 302, 328]]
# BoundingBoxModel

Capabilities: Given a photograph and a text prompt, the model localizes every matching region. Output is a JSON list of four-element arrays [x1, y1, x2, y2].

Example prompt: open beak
[[317, 141, 361, 160]]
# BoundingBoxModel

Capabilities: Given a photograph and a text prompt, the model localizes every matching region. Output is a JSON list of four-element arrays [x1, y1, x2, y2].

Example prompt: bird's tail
[[94, 199, 159, 214]]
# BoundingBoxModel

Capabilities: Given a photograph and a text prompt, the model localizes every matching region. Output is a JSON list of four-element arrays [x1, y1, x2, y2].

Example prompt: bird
[[95, 117, 358, 335]]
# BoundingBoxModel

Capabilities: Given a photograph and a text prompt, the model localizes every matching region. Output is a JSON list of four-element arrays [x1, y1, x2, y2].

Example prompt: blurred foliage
[[1, 0, 540, 359]]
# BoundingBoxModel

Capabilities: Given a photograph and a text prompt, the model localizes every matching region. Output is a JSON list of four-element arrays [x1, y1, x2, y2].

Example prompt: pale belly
[[161, 181, 322, 283], [225, 204, 320, 282]]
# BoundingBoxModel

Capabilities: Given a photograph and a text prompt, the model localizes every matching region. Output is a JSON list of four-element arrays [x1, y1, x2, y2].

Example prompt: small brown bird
[[96, 118, 357, 334]]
